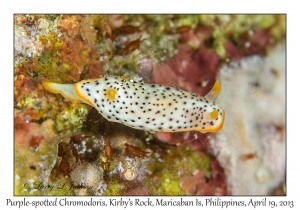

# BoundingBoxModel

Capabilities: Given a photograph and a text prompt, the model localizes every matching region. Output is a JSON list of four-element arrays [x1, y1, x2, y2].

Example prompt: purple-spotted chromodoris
[[43, 77, 225, 133]]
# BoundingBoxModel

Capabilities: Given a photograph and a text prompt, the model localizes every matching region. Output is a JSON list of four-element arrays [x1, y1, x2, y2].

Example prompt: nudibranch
[[43, 77, 225, 133]]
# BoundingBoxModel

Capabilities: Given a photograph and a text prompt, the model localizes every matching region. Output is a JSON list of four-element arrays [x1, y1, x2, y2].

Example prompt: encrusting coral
[[14, 14, 285, 195], [210, 44, 286, 195]]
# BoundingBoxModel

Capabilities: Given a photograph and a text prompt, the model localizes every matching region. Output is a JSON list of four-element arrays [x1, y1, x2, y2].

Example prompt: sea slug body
[[43, 76, 225, 133]]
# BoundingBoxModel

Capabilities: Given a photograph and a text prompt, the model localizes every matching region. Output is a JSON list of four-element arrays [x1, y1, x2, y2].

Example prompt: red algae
[[179, 26, 213, 47], [14, 111, 39, 144], [60, 159, 71, 176], [224, 28, 274, 59], [154, 44, 219, 96], [104, 140, 113, 159], [70, 142, 83, 162], [59, 15, 82, 37], [224, 40, 244, 59], [103, 20, 114, 41], [153, 42, 220, 146], [36, 15, 105, 83], [180, 161, 227, 196], [152, 63, 179, 89], [14, 74, 47, 122], [124, 143, 149, 158], [28, 135, 44, 147], [116, 25, 141, 35], [57, 37, 104, 82], [70, 134, 87, 144], [122, 36, 146, 55], [210, 160, 227, 194], [175, 25, 192, 34], [54, 141, 81, 178], [180, 170, 209, 195]]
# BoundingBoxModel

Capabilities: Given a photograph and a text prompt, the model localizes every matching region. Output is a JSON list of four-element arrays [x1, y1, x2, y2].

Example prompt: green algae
[[15, 14, 286, 81], [15, 130, 61, 195], [144, 144, 211, 195], [102, 181, 124, 196], [15, 84, 89, 134], [199, 14, 286, 57], [16, 93, 36, 109], [159, 172, 185, 195], [54, 103, 89, 133], [24, 14, 286, 86]]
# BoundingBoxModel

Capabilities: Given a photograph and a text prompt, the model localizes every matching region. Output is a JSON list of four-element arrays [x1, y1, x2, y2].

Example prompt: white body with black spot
[[43, 76, 225, 133]]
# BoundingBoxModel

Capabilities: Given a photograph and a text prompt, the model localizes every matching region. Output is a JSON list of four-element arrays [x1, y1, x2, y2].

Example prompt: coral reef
[[14, 14, 285, 196]]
